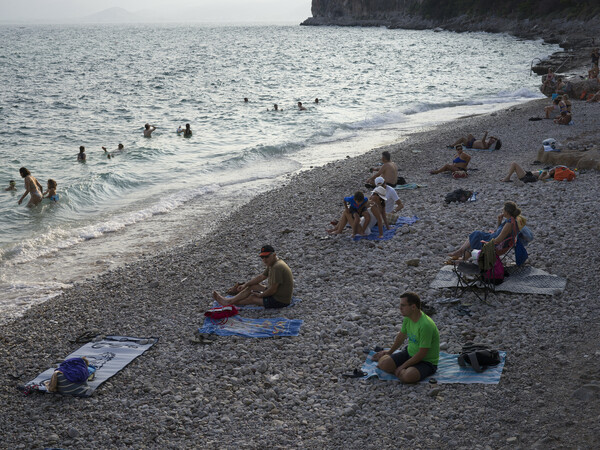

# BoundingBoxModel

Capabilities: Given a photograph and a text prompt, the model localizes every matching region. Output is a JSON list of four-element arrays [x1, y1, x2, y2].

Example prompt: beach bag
[[397, 176, 407, 186], [482, 255, 504, 284], [205, 305, 239, 320], [452, 170, 468, 179], [553, 166, 575, 181], [519, 226, 534, 244], [458, 344, 501, 373]]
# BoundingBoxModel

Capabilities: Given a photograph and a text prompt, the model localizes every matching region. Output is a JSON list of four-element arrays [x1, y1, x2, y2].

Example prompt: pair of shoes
[[342, 369, 367, 378]]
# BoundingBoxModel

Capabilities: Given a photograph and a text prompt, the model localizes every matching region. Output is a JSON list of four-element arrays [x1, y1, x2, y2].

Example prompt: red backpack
[[205, 305, 239, 320]]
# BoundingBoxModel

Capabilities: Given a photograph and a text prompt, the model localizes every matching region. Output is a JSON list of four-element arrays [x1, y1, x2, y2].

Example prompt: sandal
[[342, 369, 367, 378]]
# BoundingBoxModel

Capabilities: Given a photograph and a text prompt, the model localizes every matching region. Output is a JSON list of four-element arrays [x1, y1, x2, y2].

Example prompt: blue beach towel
[[199, 316, 303, 338], [211, 296, 302, 311], [353, 215, 419, 241], [360, 350, 506, 384], [22, 336, 158, 396], [462, 145, 496, 153]]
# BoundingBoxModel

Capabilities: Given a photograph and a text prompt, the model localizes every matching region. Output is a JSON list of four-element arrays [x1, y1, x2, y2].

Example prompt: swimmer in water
[[270, 104, 281, 111], [43, 179, 59, 202], [17, 167, 44, 207], [183, 123, 192, 137], [102, 143, 124, 158], [77, 146, 86, 161], [314, 98, 319, 104], [4, 180, 17, 191], [298, 102, 307, 111], [244, 97, 249, 103], [144, 123, 157, 137]]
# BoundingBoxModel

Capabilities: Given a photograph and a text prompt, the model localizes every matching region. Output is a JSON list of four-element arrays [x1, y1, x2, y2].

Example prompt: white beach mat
[[430, 265, 566, 295]]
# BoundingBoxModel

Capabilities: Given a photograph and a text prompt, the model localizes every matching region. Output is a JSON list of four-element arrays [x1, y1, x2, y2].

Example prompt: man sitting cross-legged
[[213, 245, 294, 309], [372, 292, 440, 383]]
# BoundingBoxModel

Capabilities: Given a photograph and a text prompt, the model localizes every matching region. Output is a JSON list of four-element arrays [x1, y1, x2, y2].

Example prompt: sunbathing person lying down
[[501, 162, 555, 182], [450, 131, 501, 150]]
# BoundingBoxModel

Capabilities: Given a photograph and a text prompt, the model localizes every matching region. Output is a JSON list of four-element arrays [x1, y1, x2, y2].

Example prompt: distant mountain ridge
[[81, 7, 144, 24]]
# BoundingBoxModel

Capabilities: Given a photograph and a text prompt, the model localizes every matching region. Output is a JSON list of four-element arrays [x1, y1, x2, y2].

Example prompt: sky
[[0, 0, 312, 23]]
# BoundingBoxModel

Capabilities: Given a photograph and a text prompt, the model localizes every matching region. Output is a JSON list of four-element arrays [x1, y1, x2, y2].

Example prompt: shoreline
[[0, 94, 545, 325], [2, 96, 599, 447]]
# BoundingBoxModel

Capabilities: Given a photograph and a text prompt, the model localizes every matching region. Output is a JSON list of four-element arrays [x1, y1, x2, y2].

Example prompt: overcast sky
[[0, 0, 312, 23]]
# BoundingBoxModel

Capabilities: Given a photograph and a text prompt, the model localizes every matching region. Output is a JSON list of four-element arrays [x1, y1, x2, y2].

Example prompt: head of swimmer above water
[[79, 146, 85, 153], [118, 143, 124, 150]]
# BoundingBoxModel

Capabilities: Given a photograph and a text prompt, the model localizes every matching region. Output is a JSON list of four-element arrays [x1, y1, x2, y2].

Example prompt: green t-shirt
[[262, 259, 294, 304], [401, 312, 440, 365]]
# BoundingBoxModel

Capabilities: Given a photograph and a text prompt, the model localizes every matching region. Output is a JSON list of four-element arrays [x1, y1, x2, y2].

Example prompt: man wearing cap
[[212, 245, 294, 309], [374, 176, 403, 224], [366, 151, 399, 188]]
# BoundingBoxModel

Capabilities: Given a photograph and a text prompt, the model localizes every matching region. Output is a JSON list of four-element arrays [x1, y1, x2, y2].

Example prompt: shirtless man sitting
[[450, 131, 501, 150], [213, 245, 294, 309], [366, 151, 399, 188]]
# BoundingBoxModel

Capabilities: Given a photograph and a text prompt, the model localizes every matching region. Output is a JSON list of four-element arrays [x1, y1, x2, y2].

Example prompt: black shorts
[[390, 348, 437, 381], [263, 296, 288, 309]]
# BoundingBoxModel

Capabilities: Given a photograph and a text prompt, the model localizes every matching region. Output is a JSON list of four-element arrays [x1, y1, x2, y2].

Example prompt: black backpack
[[445, 189, 473, 204], [457, 343, 501, 373]]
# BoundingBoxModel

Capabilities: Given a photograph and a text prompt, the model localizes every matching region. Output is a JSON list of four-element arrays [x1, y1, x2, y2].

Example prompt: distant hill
[[81, 7, 145, 24]]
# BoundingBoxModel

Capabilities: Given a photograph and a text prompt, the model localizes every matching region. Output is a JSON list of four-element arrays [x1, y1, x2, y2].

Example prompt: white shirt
[[384, 185, 399, 213]]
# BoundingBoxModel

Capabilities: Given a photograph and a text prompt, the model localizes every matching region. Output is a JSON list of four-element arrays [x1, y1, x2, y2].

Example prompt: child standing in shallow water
[[43, 179, 59, 202]]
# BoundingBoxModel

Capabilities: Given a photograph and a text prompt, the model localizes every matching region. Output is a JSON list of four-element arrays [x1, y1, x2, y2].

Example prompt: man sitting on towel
[[213, 245, 294, 309], [372, 292, 439, 383], [366, 151, 399, 188], [374, 176, 404, 224]]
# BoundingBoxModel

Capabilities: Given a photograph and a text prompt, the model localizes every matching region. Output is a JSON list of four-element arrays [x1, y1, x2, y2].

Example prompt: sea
[[0, 24, 557, 322]]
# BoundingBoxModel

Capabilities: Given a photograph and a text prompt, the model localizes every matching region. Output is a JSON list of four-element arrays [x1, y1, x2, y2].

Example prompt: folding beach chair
[[453, 221, 530, 302]]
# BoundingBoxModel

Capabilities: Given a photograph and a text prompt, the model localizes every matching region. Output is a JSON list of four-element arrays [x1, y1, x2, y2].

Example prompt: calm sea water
[[0, 24, 556, 321]]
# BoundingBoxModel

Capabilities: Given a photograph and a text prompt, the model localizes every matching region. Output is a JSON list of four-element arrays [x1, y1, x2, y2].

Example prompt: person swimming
[[298, 102, 307, 111], [77, 146, 86, 161], [143, 123, 157, 137], [102, 144, 124, 158], [4, 180, 17, 191], [43, 179, 59, 202]]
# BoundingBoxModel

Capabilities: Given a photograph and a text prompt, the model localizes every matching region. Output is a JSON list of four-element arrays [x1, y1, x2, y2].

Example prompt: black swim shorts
[[390, 348, 437, 381], [263, 296, 288, 309]]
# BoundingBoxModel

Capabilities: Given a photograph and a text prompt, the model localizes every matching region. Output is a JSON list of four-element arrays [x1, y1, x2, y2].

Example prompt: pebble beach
[[1, 97, 599, 448]]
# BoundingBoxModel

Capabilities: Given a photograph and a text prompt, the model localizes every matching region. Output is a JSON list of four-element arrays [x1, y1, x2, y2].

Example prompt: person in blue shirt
[[327, 191, 368, 237]]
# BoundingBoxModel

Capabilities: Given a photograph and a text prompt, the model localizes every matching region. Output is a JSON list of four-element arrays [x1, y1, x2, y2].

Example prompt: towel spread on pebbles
[[360, 350, 507, 384]]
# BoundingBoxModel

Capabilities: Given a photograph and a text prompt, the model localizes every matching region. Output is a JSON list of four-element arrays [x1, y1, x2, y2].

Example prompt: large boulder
[[537, 146, 600, 171], [541, 76, 600, 99]]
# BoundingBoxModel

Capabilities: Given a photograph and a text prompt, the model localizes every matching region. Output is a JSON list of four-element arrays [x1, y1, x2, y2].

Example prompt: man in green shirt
[[213, 245, 294, 309], [373, 292, 440, 383]]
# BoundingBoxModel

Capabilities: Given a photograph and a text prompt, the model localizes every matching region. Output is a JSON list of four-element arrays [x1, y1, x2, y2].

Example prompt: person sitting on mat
[[213, 245, 294, 309], [447, 201, 525, 261], [554, 110, 572, 125], [449, 131, 501, 150], [372, 292, 439, 383], [374, 176, 404, 224], [366, 150, 399, 188], [45, 357, 92, 396], [359, 186, 389, 239], [501, 162, 555, 182], [430, 145, 471, 174], [327, 190, 369, 237]]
